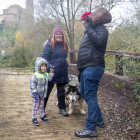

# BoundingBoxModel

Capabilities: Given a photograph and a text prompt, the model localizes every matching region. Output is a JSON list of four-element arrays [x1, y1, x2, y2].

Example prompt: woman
[[42, 25, 69, 116]]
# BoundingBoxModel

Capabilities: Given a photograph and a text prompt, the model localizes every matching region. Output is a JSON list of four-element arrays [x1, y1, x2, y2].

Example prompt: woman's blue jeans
[[80, 66, 104, 131]]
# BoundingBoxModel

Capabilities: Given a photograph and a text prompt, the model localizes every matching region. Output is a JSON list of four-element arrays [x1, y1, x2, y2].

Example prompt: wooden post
[[115, 55, 123, 76], [24, 69, 25, 75], [74, 53, 78, 64], [18, 68, 19, 75], [70, 53, 75, 64]]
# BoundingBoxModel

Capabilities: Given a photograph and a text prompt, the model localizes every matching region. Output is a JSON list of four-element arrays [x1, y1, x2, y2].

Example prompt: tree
[[33, 0, 121, 62], [19, 0, 140, 63]]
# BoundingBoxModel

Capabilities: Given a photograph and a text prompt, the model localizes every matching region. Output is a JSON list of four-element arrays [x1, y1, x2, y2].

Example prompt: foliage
[[29, 57, 37, 68], [120, 46, 140, 115], [0, 55, 11, 67], [106, 20, 140, 72], [104, 21, 140, 117], [10, 43, 30, 67], [0, 27, 44, 68], [0, 27, 17, 44]]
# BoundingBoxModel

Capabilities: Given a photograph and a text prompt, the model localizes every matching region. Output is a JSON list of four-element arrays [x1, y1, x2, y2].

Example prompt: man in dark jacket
[[75, 12, 109, 138]]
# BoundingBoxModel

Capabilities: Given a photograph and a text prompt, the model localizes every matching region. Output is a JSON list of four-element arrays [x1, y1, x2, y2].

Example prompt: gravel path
[[0, 75, 139, 140]]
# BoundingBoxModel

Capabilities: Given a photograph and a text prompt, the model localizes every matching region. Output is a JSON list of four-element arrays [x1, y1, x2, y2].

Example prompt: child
[[30, 57, 54, 126]]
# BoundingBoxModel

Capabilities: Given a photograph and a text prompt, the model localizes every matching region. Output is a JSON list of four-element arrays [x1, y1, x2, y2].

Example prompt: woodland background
[[0, 0, 140, 70]]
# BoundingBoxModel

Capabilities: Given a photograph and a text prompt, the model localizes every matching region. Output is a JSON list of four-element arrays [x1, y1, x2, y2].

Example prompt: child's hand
[[33, 92, 39, 100], [50, 68, 54, 73], [50, 66, 54, 73]]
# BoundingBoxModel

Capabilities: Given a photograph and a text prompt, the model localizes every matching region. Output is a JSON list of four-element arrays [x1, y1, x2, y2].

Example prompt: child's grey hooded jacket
[[30, 57, 54, 98]]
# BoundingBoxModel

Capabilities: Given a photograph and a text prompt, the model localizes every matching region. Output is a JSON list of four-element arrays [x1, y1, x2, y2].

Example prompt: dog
[[54, 74, 86, 115]]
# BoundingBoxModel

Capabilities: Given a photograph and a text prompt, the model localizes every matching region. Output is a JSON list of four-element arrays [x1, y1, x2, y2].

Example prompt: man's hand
[[85, 17, 93, 31]]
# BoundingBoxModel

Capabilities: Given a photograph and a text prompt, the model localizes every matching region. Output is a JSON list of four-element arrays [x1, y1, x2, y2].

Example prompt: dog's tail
[[54, 89, 57, 99], [54, 89, 58, 106]]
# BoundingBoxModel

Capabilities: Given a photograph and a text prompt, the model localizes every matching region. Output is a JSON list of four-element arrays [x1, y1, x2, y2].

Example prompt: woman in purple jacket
[[42, 25, 69, 116]]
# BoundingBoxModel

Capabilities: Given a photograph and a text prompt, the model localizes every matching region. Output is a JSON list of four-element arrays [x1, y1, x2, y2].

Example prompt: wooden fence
[[0, 68, 35, 75], [0, 50, 139, 76], [68, 50, 140, 76]]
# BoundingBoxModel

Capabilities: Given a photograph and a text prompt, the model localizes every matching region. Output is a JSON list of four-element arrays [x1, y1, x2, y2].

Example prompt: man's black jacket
[[77, 24, 109, 72]]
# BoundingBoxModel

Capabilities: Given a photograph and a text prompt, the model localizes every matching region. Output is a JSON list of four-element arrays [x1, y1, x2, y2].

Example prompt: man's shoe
[[97, 121, 105, 128], [58, 109, 68, 116], [40, 116, 49, 123], [32, 118, 39, 126], [75, 128, 98, 138]]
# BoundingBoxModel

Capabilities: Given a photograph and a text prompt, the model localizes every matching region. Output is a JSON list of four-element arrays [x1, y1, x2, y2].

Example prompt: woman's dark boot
[[58, 96, 68, 116], [58, 109, 68, 116]]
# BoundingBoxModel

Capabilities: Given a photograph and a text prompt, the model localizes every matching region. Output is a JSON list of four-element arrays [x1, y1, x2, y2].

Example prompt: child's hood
[[35, 57, 48, 73]]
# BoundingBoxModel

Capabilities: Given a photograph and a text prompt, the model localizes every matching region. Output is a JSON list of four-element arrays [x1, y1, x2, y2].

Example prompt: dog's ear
[[76, 85, 80, 93], [64, 85, 69, 93]]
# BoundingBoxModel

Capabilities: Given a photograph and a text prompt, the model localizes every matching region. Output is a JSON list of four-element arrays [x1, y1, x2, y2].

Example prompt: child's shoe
[[32, 118, 39, 126], [40, 116, 49, 123]]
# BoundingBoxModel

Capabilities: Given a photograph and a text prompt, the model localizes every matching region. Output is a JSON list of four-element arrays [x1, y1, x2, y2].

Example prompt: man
[[75, 12, 109, 138]]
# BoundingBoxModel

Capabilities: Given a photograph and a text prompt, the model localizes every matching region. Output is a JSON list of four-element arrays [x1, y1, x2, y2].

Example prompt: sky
[[0, 0, 135, 27], [0, 0, 25, 14]]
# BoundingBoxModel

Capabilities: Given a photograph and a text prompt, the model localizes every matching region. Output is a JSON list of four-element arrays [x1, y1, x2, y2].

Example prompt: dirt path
[[0, 75, 139, 140]]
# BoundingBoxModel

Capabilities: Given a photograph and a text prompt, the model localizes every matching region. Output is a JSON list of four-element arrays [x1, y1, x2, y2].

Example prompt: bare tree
[[19, 0, 138, 63], [33, 0, 122, 62]]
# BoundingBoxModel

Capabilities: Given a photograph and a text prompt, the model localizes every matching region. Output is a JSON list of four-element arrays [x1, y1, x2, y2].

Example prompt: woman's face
[[54, 32, 63, 42], [81, 19, 85, 26]]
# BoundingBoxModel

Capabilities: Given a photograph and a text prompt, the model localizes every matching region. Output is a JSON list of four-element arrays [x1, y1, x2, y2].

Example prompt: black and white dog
[[54, 74, 86, 115]]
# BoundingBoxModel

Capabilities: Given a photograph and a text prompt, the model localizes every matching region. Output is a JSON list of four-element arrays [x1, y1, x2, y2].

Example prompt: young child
[[30, 57, 54, 126]]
